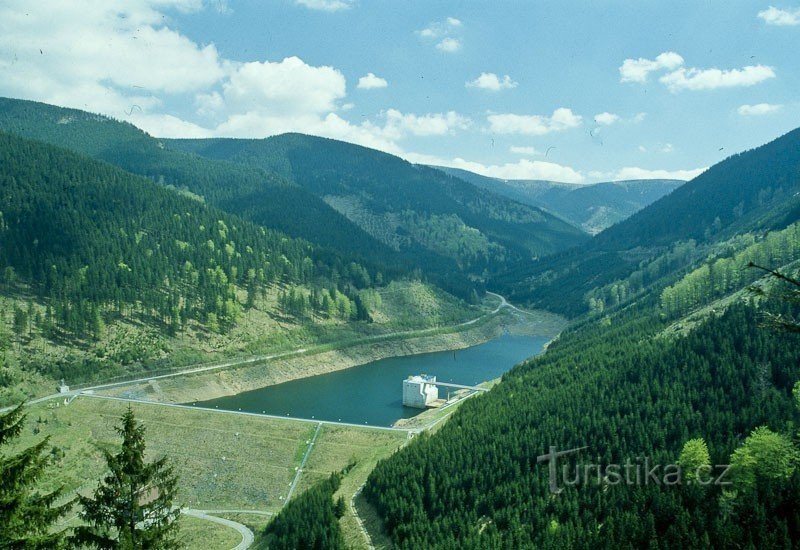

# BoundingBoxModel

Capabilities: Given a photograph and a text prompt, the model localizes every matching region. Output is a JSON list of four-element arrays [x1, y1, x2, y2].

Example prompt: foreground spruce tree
[[72, 408, 180, 549], [0, 403, 69, 548]]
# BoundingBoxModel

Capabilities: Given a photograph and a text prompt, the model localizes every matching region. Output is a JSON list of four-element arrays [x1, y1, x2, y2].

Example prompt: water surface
[[193, 333, 548, 427]]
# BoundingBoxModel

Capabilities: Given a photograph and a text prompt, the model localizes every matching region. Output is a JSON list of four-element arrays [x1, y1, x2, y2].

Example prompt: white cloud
[[594, 112, 620, 125], [619, 51, 684, 83], [633, 112, 647, 123], [406, 153, 584, 183], [379, 109, 471, 139], [613, 166, 707, 181], [487, 108, 582, 136], [758, 6, 800, 25], [128, 112, 213, 138], [436, 38, 462, 53], [417, 17, 462, 38], [418, 17, 462, 52], [221, 57, 346, 117], [0, 0, 224, 118], [737, 102, 783, 115], [660, 143, 674, 153], [452, 158, 584, 183], [357, 72, 388, 89], [509, 146, 540, 156], [660, 65, 776, 92], [295, 0, 353, 11], [466, 72, 517, 91]]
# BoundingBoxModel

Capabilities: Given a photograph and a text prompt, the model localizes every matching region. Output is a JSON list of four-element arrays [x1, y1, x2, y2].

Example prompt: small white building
[[402, 375, 438, 409]]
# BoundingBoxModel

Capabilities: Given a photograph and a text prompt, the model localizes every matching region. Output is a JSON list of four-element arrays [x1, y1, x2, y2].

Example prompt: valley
[[1, 92, 799, 549]]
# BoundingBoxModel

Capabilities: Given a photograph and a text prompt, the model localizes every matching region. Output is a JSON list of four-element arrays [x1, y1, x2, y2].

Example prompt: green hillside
[[496, 127, 800, 316], [0, 131, 411, 399], [167, 134, 588, 276], [0, 97, 399, 281]]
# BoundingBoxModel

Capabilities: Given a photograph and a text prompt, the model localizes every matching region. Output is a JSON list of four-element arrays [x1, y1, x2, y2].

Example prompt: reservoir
[[192, 333, 549, 427]]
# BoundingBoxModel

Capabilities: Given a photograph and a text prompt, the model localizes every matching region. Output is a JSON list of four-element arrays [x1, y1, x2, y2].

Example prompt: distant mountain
[[494, 127, 800, 315], [435, 166, 683, 234], [167, 134, 588, 276]]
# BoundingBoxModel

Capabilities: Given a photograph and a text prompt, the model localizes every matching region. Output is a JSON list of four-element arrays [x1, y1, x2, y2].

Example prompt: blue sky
[[1, 0, 798, 183]]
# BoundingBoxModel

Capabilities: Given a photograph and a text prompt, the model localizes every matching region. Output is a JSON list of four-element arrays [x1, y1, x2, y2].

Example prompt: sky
[[1, 1, 799, 184]]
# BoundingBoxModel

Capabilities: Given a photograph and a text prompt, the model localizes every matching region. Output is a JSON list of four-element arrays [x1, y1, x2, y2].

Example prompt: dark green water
[[192, 334, 549, 427]]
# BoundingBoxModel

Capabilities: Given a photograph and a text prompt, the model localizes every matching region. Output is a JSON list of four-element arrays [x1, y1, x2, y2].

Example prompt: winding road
[[3, 292, 521, 415], [182, 509, 254, 550]]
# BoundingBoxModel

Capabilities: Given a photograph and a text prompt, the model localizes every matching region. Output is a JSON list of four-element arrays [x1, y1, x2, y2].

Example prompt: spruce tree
[[0, 403, 69, 548], [72, 408, 180, 549]]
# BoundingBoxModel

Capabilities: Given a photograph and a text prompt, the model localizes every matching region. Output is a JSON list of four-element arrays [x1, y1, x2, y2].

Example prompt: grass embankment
[[9, 396, 407, 548], [0, 280, 486, 405], [98, 304, 563, 404]]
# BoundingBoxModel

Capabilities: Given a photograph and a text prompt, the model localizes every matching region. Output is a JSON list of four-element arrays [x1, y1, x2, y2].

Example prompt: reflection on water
[[192, 333, 549, 427]]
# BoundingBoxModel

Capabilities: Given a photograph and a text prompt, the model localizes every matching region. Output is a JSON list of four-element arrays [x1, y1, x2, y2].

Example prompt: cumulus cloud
[[0, 0, 224, 119], [613, 166, 707, 181], [487, 108, 582, 136], [221, 57, 346, 116], [737, 102, 783, 115], [509, 146, 541, 156], [594, 112, 620, 125], [660, 65, 776, 92], [758, 6, 800, 25], [357, 72, 388, 89], [620, 51, 776, 93], [418, 17, 462, 52], [379, 109, 471, 139], [619, 52, 684, 83], [295, 0, 353, 11], [466, 72, 517, 91]]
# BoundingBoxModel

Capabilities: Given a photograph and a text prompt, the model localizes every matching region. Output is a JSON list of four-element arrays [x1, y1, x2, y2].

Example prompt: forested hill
[[0, 97, 400, 283], [167, 134, 588, 275], [364, 296, 800, 548], [596, 127, 800, 250], [434, 166, 683, 234], [0, 131, 376, 344], [495, 127, 800, 316]]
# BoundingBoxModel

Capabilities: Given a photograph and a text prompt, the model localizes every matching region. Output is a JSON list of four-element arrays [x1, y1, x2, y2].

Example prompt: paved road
[[78, 393, 414, 432], [4, 292, 518, 415], [486, 291, 532, 315], [182, 509, 254, 550]]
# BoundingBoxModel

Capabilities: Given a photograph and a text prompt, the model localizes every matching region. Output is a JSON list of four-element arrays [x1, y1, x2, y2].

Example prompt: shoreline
[[97, 307, 564, 405]]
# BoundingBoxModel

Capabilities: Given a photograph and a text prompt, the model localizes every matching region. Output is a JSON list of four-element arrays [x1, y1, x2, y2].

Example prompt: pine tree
[[0, 404, 69, 548], [72, 408, 180, 549]]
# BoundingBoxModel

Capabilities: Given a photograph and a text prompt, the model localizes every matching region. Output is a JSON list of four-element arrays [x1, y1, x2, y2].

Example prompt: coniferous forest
[[1, 88, 800, 549]]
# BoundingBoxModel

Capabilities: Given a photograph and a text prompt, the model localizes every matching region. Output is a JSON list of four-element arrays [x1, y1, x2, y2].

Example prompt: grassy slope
[[0, 279, 483, 405], [9, 397, 408, 547]]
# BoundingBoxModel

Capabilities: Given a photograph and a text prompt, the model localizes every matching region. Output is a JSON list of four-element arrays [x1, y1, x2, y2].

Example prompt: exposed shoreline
[[98, 308, 563, 405]]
